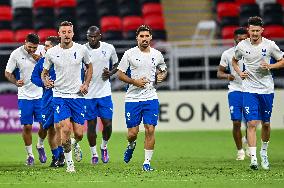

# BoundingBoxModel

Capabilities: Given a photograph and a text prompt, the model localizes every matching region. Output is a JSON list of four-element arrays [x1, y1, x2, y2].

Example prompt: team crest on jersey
[[151, 58, 155, 64], [102, 51, 106, 57], [262, 49, 267, 56]]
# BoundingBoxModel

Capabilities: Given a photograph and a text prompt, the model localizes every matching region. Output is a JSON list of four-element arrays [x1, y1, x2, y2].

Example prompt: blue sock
[[58, 146, 64, 155], [51, 148, 59, 160]]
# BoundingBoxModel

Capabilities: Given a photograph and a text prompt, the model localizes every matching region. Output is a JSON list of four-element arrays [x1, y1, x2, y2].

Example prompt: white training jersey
[[220, 47, 244, 93], [118, 46, 167, 102], [5, 45, 43, 100], [43, 42, 91, 98], [84, 42, 118, 99], [234, 37, 283, 94]]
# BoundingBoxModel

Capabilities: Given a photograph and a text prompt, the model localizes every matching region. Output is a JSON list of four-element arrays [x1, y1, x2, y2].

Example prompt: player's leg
[[85, 99, 99, 164], [47, 126, 59, 167], [259, 93, 274, 170], [243, 92, 260, 170], [142, 99, 159, 171], [18, 99, 35, 165], [124, 102, 141, 163], [98, 96, 113, 163]]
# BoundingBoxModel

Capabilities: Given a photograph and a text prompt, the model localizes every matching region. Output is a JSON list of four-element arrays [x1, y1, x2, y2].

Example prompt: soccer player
[[117, 25, 167, 171], [84, 26, 119, 164], [5, 33, 47, 165], [217, 27, 249, 160], [232, 16, 284, 170], [41, 21, 93, 172], [31, 36, 65, 167]]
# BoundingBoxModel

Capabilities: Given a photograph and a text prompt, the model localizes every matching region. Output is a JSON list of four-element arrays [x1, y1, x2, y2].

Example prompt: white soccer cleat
[[66, 163, 75, 173], [236, 150, 245, 160], [250, 158, 258, 170], [73, 142, 83, 162], [260, 154, 270, 170], [242, 136, 250, 157]]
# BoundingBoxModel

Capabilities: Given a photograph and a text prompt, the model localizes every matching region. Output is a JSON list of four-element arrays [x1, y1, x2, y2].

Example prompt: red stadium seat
[[33, 0, 55, 8], [100, 16, 122, 32], [0, 6, 12, 21], [216, 2, 239, 21], [122, 16, 143, 32], [144, 15, 165, 30], [235, 0, 256, 5], [37, 29, 58, 42], [54, 0, 76, 8], [15, 29, 36, 43], [142, 3, 163, 17], [221, 26, 238, 39], [0, 30, 14, 43], [277, 0, 284, 7], [263, 25, 284, 39]]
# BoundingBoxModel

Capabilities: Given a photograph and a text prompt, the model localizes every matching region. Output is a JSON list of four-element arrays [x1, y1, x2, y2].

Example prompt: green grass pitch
[[0, 130, 284, 188]]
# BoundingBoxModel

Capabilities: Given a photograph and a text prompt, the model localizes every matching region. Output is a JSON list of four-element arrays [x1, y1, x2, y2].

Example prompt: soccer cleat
[[236, 150, 245, 161], [250, 159, 258, 170], [124, 142, 136, 163], [58, 153, 65, 167], [73, 142, 83, 162], [101, 148, 109, 163], [66, 163, 75, 173], [26, 155, 34, 166], [37, 147, 47, 163], [142, 163, 154, 171], [91, 155, 99, 165], [49, 156, 59, 168], [260, 154, 270, 170]]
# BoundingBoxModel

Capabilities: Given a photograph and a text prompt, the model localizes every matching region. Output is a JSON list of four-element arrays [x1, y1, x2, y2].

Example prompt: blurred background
[[1, 0, 284, 132]]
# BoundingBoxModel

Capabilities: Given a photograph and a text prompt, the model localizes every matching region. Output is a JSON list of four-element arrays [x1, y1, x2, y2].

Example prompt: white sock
[[64, 151, 74, 165], [128, 141, 136, 149], [261, 141, 269, 156], [71, 138, 76, 145], [249, 147, 257, 161], [101, 139, 108, 149], [90, 146, 98, 156], [25, 145, 33, 156], [144, 149, 154, 164], [238, 149, 244, 154], [37, 137, 44, 148]]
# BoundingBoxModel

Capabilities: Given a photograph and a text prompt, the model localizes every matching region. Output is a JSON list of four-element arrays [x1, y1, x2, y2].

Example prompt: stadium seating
[[37, 28, 57, 42], [239, 4, 260, 26], [15, 29, 35, 42], [33, 0, 55, 8], [144, 15, 165, 30], [12, 0, 33, 8], [219, 16, 239, 27], [0, 30, 14, 43], [122, 16, 143, 32], [0, 6, 12, 21], [221, 25, 238, 39], [236, 0, 256, 5], [262, 3, 283, 25], [100, 16, 122, 33], [139, 0, 161, 4], [263, 25, 284, 39], [216, 2, 239, 21], [0, 0, 11, 6], [54, 0, 76, 8], [142, 3, 163, 17]]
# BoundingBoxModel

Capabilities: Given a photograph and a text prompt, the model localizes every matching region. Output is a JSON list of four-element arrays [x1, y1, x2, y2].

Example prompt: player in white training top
[[42, 21, 93, 173], [117, 25, 167, 171], [84, 26, 119, 165], [217, 27, 249, 161], [5, 33, 48, 166], [232, 16, 284, 170]]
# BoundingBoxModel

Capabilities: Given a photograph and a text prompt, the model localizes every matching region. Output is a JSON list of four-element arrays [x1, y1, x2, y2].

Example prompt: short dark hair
[[25, 33, 40, 44], [46, 36, 60, 46], [58, 21, 73, 30], [234, 27, 247, 36], [248, 16, 263, 27], [136, 25, 152, 36]]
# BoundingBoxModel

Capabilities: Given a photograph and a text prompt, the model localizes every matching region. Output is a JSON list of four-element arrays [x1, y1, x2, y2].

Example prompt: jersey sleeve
[[117, 51, 130, 73], [110, 45, 119, 64], [31, 58, 44, 88], [43, 52, 52, 70], [219, 52, 228, 67], [234, 44, 243, 61], [270, 41, 283, 61], [5, 51, 17, 73], [82, 47, 91, 65], [157, 52, 167, 71]]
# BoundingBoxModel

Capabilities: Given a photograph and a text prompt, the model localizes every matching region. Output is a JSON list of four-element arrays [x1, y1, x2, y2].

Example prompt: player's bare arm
[[232, 57, 248, 80], [80, 63, 93, 95], [102, 63, 119, 81], [4, 71, 24, 87], [156, 69, 167, 83], [117, 70, 149, 88], [41, 68, 54, 89], [217, 65, 235, 81], [261, 58, 284, 70]]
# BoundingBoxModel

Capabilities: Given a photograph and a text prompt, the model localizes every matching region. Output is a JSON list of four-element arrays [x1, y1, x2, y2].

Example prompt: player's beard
[[140, 40, 149, 49]]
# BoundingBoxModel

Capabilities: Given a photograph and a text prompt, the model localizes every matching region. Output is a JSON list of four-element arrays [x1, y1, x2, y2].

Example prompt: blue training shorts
[[41, 100, 54, 129], [18, 99, 42, 125], [228, 91, 243, 121], [243, 92, 274, 123], [53, 97, 85, 125], [85, 95, 113, 121], [125, 99, 159, 128]]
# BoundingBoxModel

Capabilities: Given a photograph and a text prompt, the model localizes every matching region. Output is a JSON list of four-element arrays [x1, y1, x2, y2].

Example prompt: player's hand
[[16, 79, 24, 87], [31, 53, 42, 61], [260, 62, 271, 70], [133, 77, 149, 88], [156, 71, 167, 83], [80, 83, 89, 95], [238, 71, 248, 80], [102, 67, 111, 81], [43, 79, 54, 89], [227, 74, 235, 81]]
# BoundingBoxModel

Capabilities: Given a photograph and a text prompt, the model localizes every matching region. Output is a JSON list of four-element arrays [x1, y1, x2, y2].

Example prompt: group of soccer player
[[218, 16, 284, 170], [4, 21, 167, 173]]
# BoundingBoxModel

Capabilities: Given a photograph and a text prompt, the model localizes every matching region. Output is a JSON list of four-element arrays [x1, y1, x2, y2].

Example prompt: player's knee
[[262, 122, 270, 128], [145, 125, 155, 134], [23, 125, 32, 133], [128, 131, 138, 139]]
